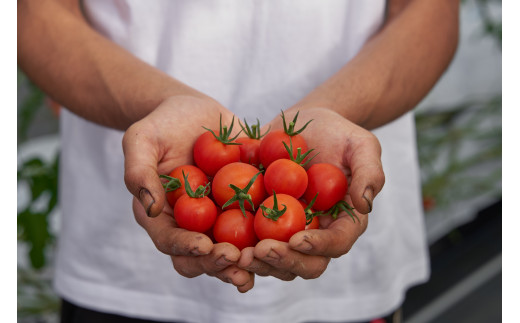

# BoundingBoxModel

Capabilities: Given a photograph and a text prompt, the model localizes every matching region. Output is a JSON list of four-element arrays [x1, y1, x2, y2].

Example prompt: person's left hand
[[237, 107, 385, 280]]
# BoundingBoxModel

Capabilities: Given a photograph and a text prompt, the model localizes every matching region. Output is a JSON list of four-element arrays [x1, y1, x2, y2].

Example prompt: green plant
[[17, 69, 60, 321], [416, 95, 502, 212]]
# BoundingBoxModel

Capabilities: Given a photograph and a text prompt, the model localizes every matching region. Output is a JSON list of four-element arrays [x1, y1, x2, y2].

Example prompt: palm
[[123, 96, 254, 292], [238, 108, 385, 281]]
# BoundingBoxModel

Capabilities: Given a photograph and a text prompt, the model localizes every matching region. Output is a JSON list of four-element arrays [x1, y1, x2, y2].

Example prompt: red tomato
[[193, 131, 240, 177], [173, 194, 217, 233], [254, 193, 306, 242], [212, 162, 266, 212], [298, 200, 320, 230], [164, 165, 208, 208], [259, 130, 308, 168], [304, 163, 348, 211], [305, 214, 320, 230], [235, 137, 262, 167], [213, 209, 258, 250], [264, 158, 308, 199]]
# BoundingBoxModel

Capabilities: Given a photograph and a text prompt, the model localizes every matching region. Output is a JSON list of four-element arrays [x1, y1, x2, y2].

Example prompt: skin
[[18, 0, 459, 292]]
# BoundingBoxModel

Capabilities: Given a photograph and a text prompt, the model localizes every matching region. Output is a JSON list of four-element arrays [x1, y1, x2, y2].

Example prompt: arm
[[240, 0, 459, 279], [18, 0, 253, 292], [290, 0, 460, 130], [17, 0, 210, 130]]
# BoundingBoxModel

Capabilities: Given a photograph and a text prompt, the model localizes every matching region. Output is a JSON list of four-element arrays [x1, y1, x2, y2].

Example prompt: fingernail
[[216, 256, 233, 267], [297, 240, 313, 251], [139, 188, 155, 217], [363, 186, 374, 213], [266, 249, 280, 261], [190, 247, 202, 256]]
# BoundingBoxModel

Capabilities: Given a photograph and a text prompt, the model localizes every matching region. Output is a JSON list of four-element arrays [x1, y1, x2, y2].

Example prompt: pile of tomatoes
[[160, 112, 356, 250]]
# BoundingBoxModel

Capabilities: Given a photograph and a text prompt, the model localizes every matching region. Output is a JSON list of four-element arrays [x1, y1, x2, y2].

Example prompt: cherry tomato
[[173, 194, 217, 233], [264, 158, 308, 199], [212, 162, 266, 212], [164, 165, 208, 208], [254, 193, 306, 242], [298, 200, 320, 230], [193, 131, 240, 177], [213, 209, 258, 250], [235, 137, 262, 167], [304, 163, 348, 211], [259, 130, 308, 168]]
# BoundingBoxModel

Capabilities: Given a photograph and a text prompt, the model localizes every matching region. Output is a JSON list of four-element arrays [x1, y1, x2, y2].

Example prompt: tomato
[[173, 194, 217, 233], [213, 209, 258, 250], [264, 158, 308, 199], [259, 130, 308, 168], [193, 131, 240, 177], [306, 214, 320, 230], [258, 111, 312, 168], [298, 200, 320, 230], [163, 165, 208, 208], [235, 118, 269, 168], [235, 137, 262, 167], [254, 193, 306, 242], [212, 162, 266, 212], [304, 163, 348, 211]]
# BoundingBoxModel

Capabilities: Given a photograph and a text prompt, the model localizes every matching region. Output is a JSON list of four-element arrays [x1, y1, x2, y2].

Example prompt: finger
[[213, 265, 254, 292], [133, 198, 214, 256], [237, 272, 255, 293], [171, 243, 242, 279], [343, 132, 385, 214], [123, 121, 165, 218], [253, 240, 330, 280], [238, 247, 296, 281], [289, 212, 368, 258]]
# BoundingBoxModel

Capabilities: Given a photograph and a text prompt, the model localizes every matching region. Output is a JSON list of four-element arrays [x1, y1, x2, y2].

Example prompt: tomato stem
[[260, 191, 287, 221], [303, 193, 325, 225], [281, 110, 313, 136], [282, 138, 319, 166], [159, 174, 182, 193], [222, 171, 262, 216], [203, 114, 242, 145], [181, 171, 211, 198], [327, 200, 359, 223], [239, 118, 271, 139]]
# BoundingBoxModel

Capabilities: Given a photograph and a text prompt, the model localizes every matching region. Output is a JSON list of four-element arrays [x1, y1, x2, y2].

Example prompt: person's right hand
[[122, 95, 254, 293]]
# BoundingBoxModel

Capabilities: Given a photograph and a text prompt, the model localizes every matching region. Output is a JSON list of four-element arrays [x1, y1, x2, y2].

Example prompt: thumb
[[344, 132, 385, 215], [122, 122, 165, 218]]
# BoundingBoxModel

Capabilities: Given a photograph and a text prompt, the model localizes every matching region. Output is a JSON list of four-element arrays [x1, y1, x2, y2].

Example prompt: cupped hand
[[122, 95, 254, 292], [238, 107, 385, 281]]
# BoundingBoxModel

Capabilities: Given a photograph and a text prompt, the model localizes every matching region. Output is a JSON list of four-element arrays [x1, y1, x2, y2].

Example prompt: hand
[[123, 95, 254, 292], [238, 107, 385, 280]]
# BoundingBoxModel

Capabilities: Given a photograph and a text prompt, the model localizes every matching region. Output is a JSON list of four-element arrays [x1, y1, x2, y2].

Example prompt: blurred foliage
[[414, 0, 502, 214], [416, 96, 502, 212], [18, 69, 46, 145], [18, 266, 60, 321], [475, 0, 502, 47], [18, 154, 59, 269], [17, 69, 60, 321]]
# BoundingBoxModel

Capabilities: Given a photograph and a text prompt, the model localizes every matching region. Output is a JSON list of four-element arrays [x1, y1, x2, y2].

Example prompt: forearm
[[291, 0, 459, 130], [18, 0, 209, 130]]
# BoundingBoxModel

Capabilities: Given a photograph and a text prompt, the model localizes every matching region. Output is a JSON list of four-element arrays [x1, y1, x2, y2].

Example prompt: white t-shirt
[[54, 1, 430, 322]]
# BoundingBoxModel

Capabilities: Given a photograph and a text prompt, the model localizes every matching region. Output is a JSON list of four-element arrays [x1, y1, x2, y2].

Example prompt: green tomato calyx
[[281, 110, 313, 136], [203, 114, 242, 145], [222, 171, 262, 216], [260, 191, 287, 221], [182, 170, 211, 198], [239, 118, 271, 140]]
